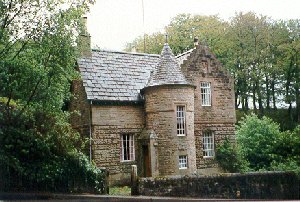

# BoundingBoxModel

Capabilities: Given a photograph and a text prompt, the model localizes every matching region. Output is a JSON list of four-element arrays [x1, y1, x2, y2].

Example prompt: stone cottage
[[70, 26, 236, 185]]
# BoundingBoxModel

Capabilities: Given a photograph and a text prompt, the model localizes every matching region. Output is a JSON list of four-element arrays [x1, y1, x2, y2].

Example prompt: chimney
[[78, 16, 92, 57], [82, 16, 88, 35], [194, 37, 199, 47]]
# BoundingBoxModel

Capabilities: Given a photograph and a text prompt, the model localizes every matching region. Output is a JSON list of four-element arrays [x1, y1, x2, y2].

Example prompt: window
[[179, 155, 188, 169], [120, 134, 135, 161], [200, 82, 211, 106], [176, 105, 186, 136], [203, 131, 214, 158]]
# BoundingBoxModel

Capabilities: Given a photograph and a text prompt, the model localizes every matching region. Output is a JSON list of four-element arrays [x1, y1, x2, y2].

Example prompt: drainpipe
[[89, 100, 93, 163]]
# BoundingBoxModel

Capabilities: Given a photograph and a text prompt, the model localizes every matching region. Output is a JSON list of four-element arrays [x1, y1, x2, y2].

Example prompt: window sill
[[179, 167, 188, 170], [120, 160, 135, 163], [177, 134, 186, 137], [203, 156, 214, 159]]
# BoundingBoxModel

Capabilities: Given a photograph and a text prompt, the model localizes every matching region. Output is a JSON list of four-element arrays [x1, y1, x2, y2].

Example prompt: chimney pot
[[194, 37, 199, 47]]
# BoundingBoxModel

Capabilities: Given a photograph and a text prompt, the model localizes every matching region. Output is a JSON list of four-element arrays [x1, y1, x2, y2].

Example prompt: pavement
[[0, 193, 299, 202]]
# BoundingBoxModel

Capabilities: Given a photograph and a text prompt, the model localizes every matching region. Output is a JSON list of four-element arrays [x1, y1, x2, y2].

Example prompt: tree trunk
[[285, 58, 293, 122], [295, 53, 300, 123], [252, 82, 257, 110], [245, 96, 249, 110], [257, 80, 264, 116], [271, 73, 277, 110], [265, 75, 270, 109]]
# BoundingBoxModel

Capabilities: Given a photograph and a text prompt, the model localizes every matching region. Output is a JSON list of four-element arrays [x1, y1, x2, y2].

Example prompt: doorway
[[142, 145, 151, 177]]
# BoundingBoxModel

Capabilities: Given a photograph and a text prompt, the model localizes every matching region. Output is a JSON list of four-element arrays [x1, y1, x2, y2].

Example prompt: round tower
[[141, 43, 197, 176]]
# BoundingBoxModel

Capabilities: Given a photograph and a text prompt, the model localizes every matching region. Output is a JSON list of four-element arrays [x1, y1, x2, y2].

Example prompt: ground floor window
[[203, 131, 214, 158], [120, 134, 135, 161], [179, 155, 188, 169]]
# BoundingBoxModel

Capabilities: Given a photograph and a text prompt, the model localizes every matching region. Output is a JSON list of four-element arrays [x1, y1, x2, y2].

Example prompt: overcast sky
[[87, 0, 300, 51]]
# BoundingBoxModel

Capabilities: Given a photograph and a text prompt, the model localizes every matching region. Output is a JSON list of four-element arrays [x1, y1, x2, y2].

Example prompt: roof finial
[[165, 34, 168, 43]]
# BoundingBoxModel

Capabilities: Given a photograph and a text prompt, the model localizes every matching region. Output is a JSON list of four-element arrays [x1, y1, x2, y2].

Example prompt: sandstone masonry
[[71, 41, 236, 185]]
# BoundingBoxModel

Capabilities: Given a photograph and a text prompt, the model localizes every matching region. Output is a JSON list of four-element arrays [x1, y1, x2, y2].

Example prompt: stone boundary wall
[[137, 172, 299, 199]]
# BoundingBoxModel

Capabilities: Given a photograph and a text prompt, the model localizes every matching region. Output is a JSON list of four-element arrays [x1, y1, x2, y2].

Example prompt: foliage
[[270, 125, 300, 175], [236, 114, 281, 170], [236, 108, 299, 131], [125, 14, 228, 56], [126, 13, 300, 124], [228, 114, 300, 175], [216, 138, 248, 173], [0, 0, 105, 193]]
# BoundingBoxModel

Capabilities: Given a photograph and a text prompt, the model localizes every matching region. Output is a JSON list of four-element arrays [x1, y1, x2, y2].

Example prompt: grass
[[109, 186, 131, 196]]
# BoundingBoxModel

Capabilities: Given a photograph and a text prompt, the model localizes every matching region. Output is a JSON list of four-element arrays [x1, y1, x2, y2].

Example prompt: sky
[[87, 0, 300, 51]]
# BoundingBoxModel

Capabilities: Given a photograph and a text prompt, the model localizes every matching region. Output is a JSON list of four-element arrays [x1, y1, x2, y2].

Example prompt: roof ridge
[[91, 49, 160, 57]]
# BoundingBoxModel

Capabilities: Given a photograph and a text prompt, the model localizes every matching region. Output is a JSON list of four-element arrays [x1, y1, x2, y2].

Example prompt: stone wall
[[195, 123, 235, 171], [91, 105, 145, 185], [180, 45, 236, 171], [138, 172, 299, 199], [144, 85, 197, 176]]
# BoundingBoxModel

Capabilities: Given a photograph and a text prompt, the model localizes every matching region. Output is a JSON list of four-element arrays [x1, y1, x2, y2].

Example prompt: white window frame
[[179, 155, 188, 169], [120, 134, 135, 162], [176, 105, 186, 136], [200, 82, 211, 106], [203, 131, 214, 158]]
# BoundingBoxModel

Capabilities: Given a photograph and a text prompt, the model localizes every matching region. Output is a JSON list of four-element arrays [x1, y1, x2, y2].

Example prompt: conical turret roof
[[145, 43, 191, 88]]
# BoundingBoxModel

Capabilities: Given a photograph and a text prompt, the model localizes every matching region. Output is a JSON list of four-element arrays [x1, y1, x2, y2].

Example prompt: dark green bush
[[0, 108, 106, 193], [216, 138, 247, 173]]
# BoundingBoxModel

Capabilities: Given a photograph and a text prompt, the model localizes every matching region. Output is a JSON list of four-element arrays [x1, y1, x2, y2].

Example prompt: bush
[[235, 114, 300, 175], [216, 138, 248, 173], [236, 114, 281, 170], [0, 109, 106, 193]]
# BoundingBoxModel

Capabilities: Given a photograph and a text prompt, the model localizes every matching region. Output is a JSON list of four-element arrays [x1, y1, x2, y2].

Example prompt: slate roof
[[145, 43, 191, 88], [77, 50, 159, 102]]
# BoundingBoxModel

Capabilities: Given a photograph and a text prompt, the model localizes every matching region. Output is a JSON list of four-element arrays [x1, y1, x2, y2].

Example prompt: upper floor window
[[179, 155, 188, 169], [200, 82, 211, 106], [176, 105, 186, 136], [120, 134, 135, 161], [203, 131, 214, 158]]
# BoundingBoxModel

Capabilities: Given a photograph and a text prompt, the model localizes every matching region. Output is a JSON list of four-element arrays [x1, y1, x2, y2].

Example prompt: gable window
[[176, 105, 186, 136], [203, 131, 214, 158], [120, 134, 135, 161], [200, 82, 211, 106], [179, 155, 188, 169]]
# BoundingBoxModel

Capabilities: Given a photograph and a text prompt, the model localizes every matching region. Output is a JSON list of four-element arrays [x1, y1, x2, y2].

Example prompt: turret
[[141, 43, 197, 176]]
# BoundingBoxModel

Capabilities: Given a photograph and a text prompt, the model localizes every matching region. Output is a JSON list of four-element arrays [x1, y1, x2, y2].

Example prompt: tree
[[125, 13, 300, 124], [277, 20, 300, 123], [125, 14, 228, 56], [0, 0, 106, 192]]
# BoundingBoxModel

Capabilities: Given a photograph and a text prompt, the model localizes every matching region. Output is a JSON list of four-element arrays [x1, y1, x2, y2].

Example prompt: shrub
[[0, 110, 106, 193], [216, 138, 248, 173], [236, 114, 281, 170]]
